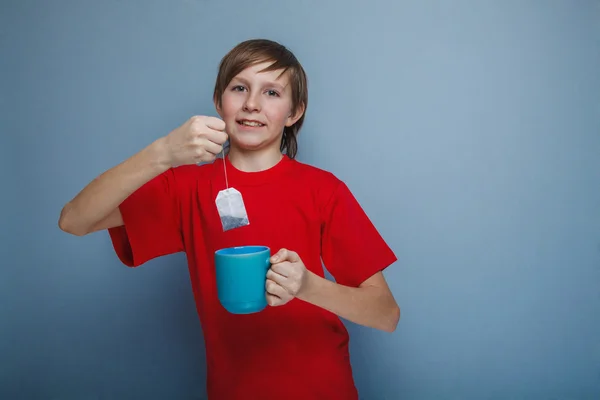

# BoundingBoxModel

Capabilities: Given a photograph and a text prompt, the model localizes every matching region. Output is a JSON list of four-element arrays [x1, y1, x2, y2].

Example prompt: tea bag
[[215, 151, 250, 231]]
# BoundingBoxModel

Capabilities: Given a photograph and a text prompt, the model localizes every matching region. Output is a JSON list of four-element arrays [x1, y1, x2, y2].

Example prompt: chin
[[229, 136, 269, 152]]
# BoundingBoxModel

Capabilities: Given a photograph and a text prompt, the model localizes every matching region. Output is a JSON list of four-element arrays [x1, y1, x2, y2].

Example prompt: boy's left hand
[[266, 248, 310, 307]]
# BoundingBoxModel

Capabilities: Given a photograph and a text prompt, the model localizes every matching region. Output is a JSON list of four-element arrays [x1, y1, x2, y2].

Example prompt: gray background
[[1, 0, 599, 399]]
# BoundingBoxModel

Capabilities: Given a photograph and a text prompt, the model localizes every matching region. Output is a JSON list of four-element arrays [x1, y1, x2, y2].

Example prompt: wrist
[[297, 270, 324, 303], [148, 136, 173, 171]]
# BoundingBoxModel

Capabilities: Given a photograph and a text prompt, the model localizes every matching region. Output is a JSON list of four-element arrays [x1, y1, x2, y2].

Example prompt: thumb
[[271, 248, 300, 263]]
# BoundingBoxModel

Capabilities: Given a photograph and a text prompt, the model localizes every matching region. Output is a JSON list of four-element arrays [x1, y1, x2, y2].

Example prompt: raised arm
[[58, 116, 228, 236]]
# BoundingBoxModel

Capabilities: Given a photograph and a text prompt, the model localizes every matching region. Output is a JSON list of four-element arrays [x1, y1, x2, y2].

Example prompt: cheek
[[220, 94, 242, 117], [266, 103, 292, 124]]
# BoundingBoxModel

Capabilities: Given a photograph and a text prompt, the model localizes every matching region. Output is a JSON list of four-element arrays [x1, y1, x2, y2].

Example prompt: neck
[[227, 146, 284, 172]]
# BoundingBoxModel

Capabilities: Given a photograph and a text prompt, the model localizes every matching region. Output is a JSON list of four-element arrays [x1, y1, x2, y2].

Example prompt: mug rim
[[215, 245, 270, 257]]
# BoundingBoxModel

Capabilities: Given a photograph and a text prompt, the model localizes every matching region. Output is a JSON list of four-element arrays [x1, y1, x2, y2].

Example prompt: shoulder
[[287, 159, 351, 206], [288, 159, 343, 189]]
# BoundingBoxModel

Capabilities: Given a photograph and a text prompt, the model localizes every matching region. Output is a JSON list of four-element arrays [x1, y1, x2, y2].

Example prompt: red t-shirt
[[108, 155, 397, 399]]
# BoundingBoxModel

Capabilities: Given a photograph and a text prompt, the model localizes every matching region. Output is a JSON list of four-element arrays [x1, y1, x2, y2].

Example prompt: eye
[[266, 90, 280, 97], [232, 85, 246, 92]]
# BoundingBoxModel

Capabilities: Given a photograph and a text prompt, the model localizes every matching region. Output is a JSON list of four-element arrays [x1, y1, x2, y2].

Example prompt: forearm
[[59, 138, 170, 236], [298, 271, 400, 332]]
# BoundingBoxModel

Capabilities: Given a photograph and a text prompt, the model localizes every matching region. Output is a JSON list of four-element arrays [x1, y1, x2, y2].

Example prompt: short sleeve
[[320, 181, 397, 287], [108, 168, 184, 267]]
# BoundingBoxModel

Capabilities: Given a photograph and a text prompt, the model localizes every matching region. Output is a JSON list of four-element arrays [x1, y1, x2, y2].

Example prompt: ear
[[214, 95, 223, 118], [285, 103, 306, 127]]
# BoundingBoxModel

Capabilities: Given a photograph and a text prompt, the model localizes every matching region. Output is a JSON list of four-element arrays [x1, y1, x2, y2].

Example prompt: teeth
[[240, 120, 264, 127]]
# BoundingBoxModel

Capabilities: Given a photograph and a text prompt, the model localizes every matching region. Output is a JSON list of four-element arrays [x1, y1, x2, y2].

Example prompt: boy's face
[[216, 61, 303, 154]]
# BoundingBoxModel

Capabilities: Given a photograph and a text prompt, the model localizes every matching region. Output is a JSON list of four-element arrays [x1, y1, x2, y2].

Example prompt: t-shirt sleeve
[[320, 181, 397, 287], [108, 168, 184, 267]]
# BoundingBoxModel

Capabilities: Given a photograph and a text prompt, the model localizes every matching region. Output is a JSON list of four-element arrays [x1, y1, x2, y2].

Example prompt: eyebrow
[[232, 76, 287, 92]]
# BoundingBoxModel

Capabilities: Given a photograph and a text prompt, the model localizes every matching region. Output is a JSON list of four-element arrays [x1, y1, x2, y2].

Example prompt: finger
[[266, 293, 284, 307], [203, 129, 229, 145], [270, 248, 286, 263], [271, 248, 300, 263], [197, 139, 223, 155], [265, 278, 288, 307], [266, 268, 288, 284], [271, 248, 291, 263], [204, 116, 226, 131], [265, 279, 288, 298], [270, 262, 291, 278]]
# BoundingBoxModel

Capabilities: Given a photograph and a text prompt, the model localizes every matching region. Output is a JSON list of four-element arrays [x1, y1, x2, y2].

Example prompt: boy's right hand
[[161, 115, 228, 168]]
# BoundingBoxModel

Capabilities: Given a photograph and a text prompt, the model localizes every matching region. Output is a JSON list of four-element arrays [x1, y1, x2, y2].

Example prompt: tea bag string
[[222, 149, 229, 189]]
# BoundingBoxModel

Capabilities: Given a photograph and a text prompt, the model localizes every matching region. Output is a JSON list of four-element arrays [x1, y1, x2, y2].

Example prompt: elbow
[[381, 303, 400, 333], [58, 204, 87, 236]]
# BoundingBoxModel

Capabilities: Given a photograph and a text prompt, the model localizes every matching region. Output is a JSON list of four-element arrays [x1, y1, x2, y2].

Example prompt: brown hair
[[213, 39, 308, 159]]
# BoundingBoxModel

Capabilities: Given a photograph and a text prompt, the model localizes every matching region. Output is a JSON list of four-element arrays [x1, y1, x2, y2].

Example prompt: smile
[[237, 119, 265, 127]]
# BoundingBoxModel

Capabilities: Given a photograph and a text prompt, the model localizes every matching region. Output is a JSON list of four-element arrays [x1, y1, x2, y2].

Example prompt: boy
[[59, 39, 400, 399]]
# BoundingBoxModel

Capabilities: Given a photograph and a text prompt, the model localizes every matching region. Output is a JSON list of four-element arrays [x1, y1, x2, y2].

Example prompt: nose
[[243, 91, 261, 112]]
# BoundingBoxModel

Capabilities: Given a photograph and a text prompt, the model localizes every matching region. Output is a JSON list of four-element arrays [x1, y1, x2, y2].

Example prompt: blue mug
[[214, 246, 271, 314]]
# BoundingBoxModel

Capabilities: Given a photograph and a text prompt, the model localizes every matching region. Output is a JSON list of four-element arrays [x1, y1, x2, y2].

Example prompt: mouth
[[237, 119, 266, 128]]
